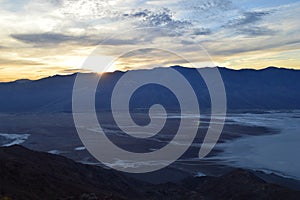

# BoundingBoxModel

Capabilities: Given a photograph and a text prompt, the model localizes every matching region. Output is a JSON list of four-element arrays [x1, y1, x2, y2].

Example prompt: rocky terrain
[[1, 145, 300, 200]]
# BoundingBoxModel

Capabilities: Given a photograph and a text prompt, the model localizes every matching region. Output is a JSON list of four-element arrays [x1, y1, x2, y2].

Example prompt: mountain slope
[[0, 145, 145, 200], [1, 145, 300, 200]]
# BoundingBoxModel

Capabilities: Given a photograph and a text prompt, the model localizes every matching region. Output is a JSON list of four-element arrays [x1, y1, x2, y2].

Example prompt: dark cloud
[[122, 8, 213, 40], [100, 38, 137, 46], [180, 40, 195, 45], [238, 26, 276, 36], [11, 33, 138, 47], [224, 11, 275, 36], [124, 8, 191, 28], [117, 66, 133, 71], [11, 33, 84, 45], [193, 28, 211, 35], [122, 48, 156, 57], [58, 68, 90, 74], [127, 10, 149, 18], [211, 38, 300, 56], [179, 28, 212, 45], [227, 11, 270, 27]]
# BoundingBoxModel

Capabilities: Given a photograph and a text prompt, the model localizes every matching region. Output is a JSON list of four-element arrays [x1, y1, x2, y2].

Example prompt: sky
[[0, 0, 299, 82]]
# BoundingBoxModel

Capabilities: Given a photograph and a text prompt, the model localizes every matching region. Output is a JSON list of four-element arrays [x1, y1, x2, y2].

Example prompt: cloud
[[11, 33, 83, 45], [192, 28, 211, 35], [183, 0, 234, 12], [1, 0, 300, 81], [58, 68, 91, 74], [10, 32, 140, 47], [223, 10, 276, 36], [177, 0, 236, 22], [0, 58, 46, 66], [100, 38, 139, 46], [176, 0, 235, 19], [226, 11, 270, 27], [238, 26, 276, 36], [207, 37, 300, 56], [124, 8, 191, 28], [56, 0, 121, 19]]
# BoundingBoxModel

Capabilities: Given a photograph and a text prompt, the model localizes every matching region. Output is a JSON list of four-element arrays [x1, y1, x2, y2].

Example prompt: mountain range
[[0, 66, 299, 113]]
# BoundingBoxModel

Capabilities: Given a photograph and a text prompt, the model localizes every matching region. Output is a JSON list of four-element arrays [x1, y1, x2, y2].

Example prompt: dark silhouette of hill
[[0, 66, 299, 113], [0, 145, 145, 200], [1, 145, 300, 200]]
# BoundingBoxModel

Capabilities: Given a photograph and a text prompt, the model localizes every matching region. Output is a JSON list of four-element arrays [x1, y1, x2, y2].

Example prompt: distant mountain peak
[[13, 79, 32, 84]]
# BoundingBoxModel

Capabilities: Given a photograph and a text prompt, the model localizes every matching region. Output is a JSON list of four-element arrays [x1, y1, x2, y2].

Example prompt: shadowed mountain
[[0, 66, 299, 113], [1, 145, 300, 200]]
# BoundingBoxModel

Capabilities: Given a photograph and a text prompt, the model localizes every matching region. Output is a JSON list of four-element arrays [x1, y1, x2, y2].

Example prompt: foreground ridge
[[0, 145, 300, 200]]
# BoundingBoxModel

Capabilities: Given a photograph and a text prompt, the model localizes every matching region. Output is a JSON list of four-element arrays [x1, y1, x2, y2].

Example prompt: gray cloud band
[[72, 27, 227, 173]]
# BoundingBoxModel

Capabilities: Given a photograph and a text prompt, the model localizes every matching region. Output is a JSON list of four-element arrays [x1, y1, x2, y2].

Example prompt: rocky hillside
[[1, 145, 300, 200]]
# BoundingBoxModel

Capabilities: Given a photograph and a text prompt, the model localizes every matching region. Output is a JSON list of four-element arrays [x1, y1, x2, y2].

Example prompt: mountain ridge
[[0, 65, 299, 113], [2, 66, 299, 84]]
